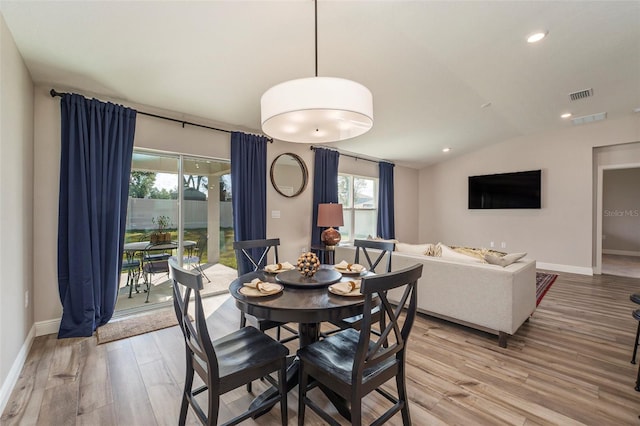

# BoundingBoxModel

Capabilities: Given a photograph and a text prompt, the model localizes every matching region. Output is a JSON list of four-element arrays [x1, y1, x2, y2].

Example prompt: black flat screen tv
[[468, 170, 541, 209]]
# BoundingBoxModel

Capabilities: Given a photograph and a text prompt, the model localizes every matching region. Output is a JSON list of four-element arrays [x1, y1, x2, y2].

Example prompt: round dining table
[[229, 265, 373, 420], [229, 266, 371, 347]]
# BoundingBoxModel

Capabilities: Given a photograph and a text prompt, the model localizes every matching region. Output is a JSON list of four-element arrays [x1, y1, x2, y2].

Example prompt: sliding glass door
[[118, 150, 232, 314]]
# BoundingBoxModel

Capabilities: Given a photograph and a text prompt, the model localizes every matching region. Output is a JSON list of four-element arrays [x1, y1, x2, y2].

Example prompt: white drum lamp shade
[[261, 77, 373, 143]]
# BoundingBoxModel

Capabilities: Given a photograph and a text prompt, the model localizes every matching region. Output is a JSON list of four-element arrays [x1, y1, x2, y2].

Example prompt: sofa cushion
[[450, 246, 506, 261], [485, 252, 527, 267], [395, 242, 433, 255], [439, 244, 484, 263]]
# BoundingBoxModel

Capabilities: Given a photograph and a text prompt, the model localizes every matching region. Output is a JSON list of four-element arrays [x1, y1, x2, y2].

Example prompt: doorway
[[596, 165, 640, 278]]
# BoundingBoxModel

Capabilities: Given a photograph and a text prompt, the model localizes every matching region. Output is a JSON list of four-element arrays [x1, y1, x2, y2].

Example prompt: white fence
[[126, 198, 233, 230]]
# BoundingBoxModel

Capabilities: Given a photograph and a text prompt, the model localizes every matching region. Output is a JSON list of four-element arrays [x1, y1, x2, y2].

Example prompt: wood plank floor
[[2, 271, 640, 425]]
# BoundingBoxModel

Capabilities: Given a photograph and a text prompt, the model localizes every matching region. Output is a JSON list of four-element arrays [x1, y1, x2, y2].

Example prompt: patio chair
[[141, 242, 172, 302], [121, 251, 141, 299], [186, 237, 211, 282]]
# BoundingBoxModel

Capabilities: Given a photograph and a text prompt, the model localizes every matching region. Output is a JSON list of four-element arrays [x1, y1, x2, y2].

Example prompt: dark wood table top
[[229, 266, 372, 325]]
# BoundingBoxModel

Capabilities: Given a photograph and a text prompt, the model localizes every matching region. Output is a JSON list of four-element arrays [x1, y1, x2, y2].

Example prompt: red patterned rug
[[536, 272, 558, 306]]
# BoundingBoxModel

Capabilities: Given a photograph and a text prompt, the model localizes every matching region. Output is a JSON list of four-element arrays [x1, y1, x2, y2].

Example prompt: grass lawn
[[125, 227, 236, 269]]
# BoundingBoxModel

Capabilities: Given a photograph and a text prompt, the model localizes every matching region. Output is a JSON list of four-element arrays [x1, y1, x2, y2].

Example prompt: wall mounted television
[[468, 170, 541, 209]]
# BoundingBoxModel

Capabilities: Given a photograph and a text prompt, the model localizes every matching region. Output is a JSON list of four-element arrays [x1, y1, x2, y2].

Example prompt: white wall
[[0, 13, 34, 411], [418, 115, 640, 274]]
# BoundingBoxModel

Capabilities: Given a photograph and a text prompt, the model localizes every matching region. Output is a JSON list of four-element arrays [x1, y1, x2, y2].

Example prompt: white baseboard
[[35, 318, 60, 337], [0, 325, 35, 415], [603, 249, 640, 257], [536, 262, 593, 276]]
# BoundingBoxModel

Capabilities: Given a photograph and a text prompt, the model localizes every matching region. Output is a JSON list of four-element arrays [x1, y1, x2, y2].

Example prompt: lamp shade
[[317, 203, 344, 227], [261, 77, 373, 143]]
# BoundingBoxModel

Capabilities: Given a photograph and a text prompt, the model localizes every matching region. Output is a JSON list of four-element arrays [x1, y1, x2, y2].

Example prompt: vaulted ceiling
[[1, 1, 639, 168]]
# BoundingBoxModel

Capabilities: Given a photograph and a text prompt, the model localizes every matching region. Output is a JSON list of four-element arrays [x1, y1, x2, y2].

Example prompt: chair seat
[[145, 252, 171, 262], [143, 260, 169, 274], [122, 259, 140, 271], [298, 328, 396, 387], [216, 326, 289, 393]]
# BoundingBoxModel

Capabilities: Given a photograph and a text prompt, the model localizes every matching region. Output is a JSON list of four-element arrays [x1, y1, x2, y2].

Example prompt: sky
[[154, 173, 178, 191]]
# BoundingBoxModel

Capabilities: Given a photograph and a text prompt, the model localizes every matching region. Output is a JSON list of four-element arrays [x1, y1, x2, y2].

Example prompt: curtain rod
[[309, 145, 392, 165], [49, 89, 272, 143]]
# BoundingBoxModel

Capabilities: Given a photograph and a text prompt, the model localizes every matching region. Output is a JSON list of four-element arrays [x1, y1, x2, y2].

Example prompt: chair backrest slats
[[353, 239, 395, 273], [233, 238, 280, 276], [169, 258, 220, 388], [353, 264, 423, 382]]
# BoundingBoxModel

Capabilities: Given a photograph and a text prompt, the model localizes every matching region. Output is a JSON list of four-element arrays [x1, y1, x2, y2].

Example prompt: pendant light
[[260, 0, 373, 143]]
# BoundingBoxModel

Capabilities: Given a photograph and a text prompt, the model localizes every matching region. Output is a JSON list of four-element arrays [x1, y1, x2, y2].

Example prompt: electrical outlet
[[24, 290, 29, 308], [490, 241, 495, 248], [501, 242, 507, 249]]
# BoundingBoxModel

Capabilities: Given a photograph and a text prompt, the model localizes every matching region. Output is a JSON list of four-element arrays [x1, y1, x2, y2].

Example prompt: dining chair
[[169, 258, 289, 426], [327, 239, 395, 333], [297, 263, 423, 426], [233, 238, 298, 344]]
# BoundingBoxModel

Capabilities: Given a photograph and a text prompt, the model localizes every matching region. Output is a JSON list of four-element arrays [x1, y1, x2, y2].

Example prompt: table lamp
[[317, 203, 344, 247]]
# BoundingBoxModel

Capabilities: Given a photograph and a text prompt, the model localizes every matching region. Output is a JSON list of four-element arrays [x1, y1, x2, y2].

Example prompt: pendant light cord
[[314, 0, 318, 77]]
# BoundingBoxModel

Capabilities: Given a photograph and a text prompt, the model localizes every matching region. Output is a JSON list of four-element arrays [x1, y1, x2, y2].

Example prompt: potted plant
[[151, 215, 172, 243]]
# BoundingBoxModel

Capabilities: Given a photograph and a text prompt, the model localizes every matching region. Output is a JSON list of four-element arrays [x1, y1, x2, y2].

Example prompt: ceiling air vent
[[569, 88, 593, 101], [571, 112, 607, 125]]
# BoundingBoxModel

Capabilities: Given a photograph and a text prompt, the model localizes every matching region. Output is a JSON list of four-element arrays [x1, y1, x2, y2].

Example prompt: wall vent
[[569, 88, 593, 101], [571, 112, 607, 125]]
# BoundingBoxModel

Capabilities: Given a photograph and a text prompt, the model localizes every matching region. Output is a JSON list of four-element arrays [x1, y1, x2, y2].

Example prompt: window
[[338, 174, 378, 242]]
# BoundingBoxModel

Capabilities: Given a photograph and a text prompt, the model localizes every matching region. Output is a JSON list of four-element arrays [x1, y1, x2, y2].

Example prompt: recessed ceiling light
[[442, 147, 451, 153], [527, 31, 548, 43], [561, 113, 572, 119]]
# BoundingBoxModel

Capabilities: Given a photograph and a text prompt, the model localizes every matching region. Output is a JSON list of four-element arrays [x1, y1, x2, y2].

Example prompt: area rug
[[536, 272, 558, 306], [97, 308, 181, 344]]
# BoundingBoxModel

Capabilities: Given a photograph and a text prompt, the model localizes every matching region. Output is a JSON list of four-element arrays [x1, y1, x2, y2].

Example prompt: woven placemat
[[97, 308, 180, 344]]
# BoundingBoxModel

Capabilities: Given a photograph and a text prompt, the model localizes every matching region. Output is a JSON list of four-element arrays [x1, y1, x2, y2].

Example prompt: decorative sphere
[[297, 252, 321, 278]]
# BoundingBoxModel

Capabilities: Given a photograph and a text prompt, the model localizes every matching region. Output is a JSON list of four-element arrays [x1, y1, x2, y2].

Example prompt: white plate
[[238, 284, 283, 297], [334, 267, 367, 275], [263, 264, 296, 274], [328, 285, 363, 297]]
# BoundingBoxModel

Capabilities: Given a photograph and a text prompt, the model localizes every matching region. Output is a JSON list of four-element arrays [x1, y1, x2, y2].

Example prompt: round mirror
[[270, 153, 308, 198]]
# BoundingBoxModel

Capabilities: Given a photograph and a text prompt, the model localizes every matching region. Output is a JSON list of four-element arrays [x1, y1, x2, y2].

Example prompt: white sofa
[[334, 244, 536, 347]]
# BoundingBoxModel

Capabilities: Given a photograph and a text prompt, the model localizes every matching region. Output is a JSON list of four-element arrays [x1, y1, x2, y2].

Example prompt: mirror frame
[[270, 152, 308, 198]]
